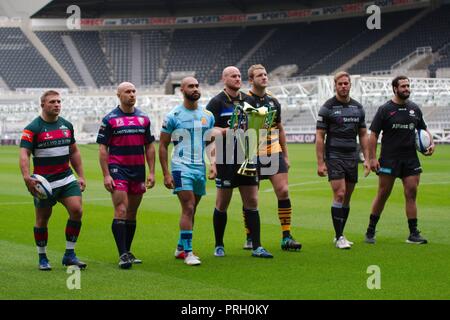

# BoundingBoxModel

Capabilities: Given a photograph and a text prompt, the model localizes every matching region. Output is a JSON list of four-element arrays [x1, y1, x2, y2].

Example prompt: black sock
[[125, 220, 136, 252], [112, 219, 127, 256], [342, 206, 350, 230], [408, 218, 418, 234], [244, 208, 261, 250], [367, 214, 380, 233], [331, 204, 344, 239], [213, 208, 227, 247]]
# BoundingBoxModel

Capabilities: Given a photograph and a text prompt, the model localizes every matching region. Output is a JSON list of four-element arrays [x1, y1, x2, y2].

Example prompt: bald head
[[222, 66, 241, 91], [180, 77, 198, 89], [116, 82, 136, 109], [117, 82, 135, 94], [180, 77, 201, 103], [222, 66, 239, 78]]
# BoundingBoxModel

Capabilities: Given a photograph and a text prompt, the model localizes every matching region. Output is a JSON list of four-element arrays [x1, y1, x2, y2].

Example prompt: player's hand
[[424, 143, 435, 156], [24, 176, 39, 197], [163, 174, 174, 189], [370, 158, 380, 172], [317, 162, 327, 177], [103, 175, 115, 193], [363, 160, 370, 177], [284, 157, 290, 170], [146, 173, 155, 189], [78, 177, 86, 192], [208, 164, 217, 180]]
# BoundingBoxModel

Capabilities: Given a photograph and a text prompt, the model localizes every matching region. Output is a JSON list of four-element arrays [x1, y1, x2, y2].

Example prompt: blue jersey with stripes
[[161, 105, 215, 175]]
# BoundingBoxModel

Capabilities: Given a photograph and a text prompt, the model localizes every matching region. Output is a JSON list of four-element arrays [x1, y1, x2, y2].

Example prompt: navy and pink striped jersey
[[96, 106, 155, 182], [20, 116, 77, 189]]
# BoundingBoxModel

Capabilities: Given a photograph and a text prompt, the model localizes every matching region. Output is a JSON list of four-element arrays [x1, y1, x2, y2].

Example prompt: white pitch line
[[288, 180, 450, 193], [0, 194, 174, 206]]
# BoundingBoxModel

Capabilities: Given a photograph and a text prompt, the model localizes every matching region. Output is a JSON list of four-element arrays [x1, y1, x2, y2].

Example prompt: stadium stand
[[8, 5, 450, 90], [0, 27, 66, 89], [349, 4, 450, 75], [35, 31, 85, 86], [2, 0, 450, 145]]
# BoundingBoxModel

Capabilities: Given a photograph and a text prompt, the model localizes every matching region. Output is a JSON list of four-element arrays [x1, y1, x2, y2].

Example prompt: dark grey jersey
[[316, 97, 366, 160]]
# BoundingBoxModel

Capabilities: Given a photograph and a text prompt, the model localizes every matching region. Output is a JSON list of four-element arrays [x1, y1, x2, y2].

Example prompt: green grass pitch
[[0, 144, 449, 300]]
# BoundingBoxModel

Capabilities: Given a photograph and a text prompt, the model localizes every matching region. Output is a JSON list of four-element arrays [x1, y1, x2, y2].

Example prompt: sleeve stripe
[[21, 129, 34, 143]]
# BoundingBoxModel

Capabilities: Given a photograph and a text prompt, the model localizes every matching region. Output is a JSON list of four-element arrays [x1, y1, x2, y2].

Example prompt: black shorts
[[325, 158, 358, 183], [257, 152, 288, 180], [215, 164, 259, 189], [378, 157, 422, 178]]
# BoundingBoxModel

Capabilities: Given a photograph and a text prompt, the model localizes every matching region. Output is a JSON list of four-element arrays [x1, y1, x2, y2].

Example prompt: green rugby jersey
[[20, 116, 76, 188]]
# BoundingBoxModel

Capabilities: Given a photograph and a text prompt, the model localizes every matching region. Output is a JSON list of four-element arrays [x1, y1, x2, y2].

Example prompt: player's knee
[[244, 197, 258, 209], [114, 205, 127, 219], [183, 204, 195, 217], [378, 187, 392, 200], [334, 191, 345, 203], [404, 188, 417, 201], [35, 217, 49, 227], [68, 206, 83, 220], [276, 186, 289, 199]]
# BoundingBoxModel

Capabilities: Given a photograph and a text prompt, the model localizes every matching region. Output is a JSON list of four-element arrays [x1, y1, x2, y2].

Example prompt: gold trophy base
[[237, 160, 258, 176]]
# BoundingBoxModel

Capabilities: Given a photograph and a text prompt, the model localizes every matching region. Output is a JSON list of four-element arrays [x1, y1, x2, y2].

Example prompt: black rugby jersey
[[370, 100, 426, 159], [206, 90, 252, 165], [316, 96, 366, 160], [248, 91, 282, 156]]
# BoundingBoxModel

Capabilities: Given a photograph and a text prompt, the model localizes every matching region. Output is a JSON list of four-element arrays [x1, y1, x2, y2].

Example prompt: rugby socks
[[125, 220, 136, 252], [367, 214, 380, 234], [213, 208, 227, 247], [408, 218, 418, 234], [180, 230, 193, 253], [34, 226, 48, 256], [243, 209, 251, 240], [244, 208, 261, 250], [177, 238, 184, 251], [65, 220, 81, 255], [278, 199, 292, 239], [342, 206, 350, 230], [331, 202, 344, 239], [112, 219, 127, 256]]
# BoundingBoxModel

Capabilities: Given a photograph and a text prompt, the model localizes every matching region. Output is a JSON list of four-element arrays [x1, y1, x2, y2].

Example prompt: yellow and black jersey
[[248, 90, 282, 156]]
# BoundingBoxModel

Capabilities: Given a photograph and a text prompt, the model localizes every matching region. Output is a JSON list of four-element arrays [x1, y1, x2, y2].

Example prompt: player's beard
[[397, 91, 410, 100], [185, 92, 201, 102], [337, 90, 349, 101]]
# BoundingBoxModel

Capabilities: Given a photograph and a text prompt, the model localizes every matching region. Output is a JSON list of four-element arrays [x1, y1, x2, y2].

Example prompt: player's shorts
[[172, 171, 206, 196], [258, 152, 288, 180], [377, 157, 422, 178], [215, 164, 258, 189], [325, 158, 358, 183], [113, 179, 146, 194], [34, 180, 81, 208]]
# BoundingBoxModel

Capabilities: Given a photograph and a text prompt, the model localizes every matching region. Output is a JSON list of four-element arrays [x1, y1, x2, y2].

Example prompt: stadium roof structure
[[32, 0, 362, 18]]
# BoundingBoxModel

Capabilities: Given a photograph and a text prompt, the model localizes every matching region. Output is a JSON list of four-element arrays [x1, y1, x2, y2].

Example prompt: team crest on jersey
[[409, 110, 415, 116], [138, 117, 145, 126], [63, 130, 69, 137], [115, 118, 124, 127], [201, 117, 207, 125]]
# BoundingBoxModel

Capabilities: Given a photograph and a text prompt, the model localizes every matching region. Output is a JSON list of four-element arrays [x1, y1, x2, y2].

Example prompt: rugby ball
[[415, 129, 432, 154], [31, 174, 52, 199]]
